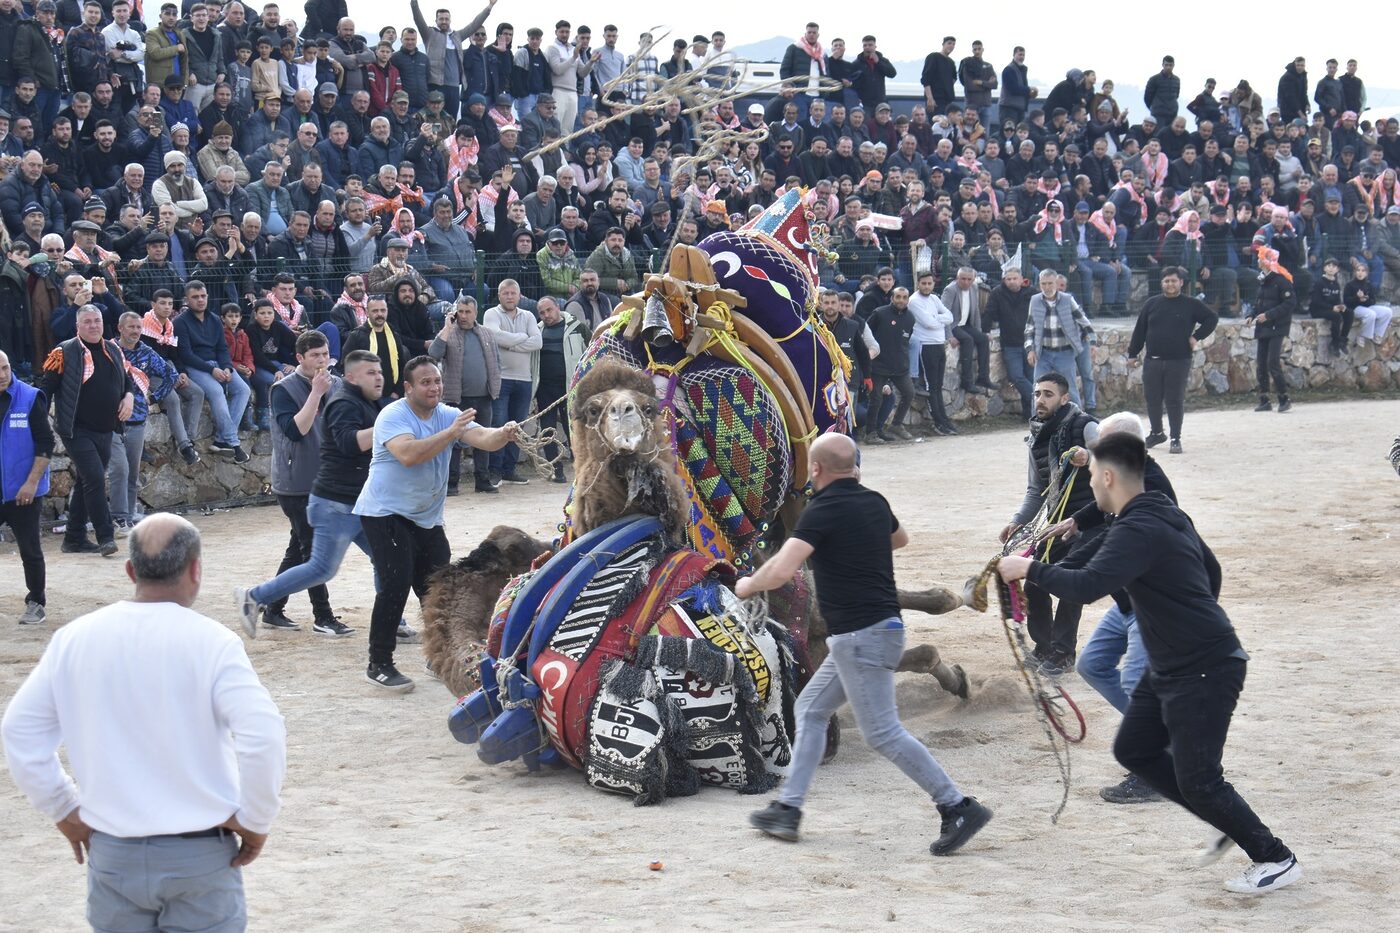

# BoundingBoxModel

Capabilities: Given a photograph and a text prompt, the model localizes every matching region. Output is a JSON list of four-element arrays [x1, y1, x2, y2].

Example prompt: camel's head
[[572, 362, 663, 457]]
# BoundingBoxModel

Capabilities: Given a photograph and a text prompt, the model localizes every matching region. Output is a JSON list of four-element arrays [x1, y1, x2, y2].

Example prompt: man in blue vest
[[0, 349, 52, 624]]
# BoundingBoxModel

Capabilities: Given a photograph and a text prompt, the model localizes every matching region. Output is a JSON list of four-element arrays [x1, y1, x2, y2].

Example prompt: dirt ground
[[2, 399, 1398, 931]]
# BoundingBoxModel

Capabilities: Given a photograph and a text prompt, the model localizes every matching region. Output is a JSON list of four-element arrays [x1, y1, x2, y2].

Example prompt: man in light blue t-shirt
[[354, 355, 519, 692]]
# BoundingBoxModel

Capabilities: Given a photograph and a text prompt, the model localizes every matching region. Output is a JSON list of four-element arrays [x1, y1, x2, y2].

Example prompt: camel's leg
[[821, 715, 840, 764], [897, 586, 964, 616], [897, 644, 971, 699]]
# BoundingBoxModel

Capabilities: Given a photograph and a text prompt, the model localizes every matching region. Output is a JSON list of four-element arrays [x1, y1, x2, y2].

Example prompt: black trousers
[[447, 396, 494, 489], [1142, 356, 1191, 440], [1255, 335, 1287, 396], [62, 428, 114, 546], [1114, 658, 1292, 865], [536, 379, 569, 465], [919, 343, 953, 429], [868, 371, 913, 435], [952, 325, 991, 387], [361, 514, 450, 666], [0, 498, 46, 604], [1316, 308, 1355, 345], [271, 494, 332, 619], [1024, 534, 1087, 658]]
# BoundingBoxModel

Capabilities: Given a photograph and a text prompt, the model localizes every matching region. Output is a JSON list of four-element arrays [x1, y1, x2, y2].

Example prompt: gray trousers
[[778, 619, 963, 808], [87, 831, 245, 932], [157, 378, 204, 449], [107, 421, 146, 523]]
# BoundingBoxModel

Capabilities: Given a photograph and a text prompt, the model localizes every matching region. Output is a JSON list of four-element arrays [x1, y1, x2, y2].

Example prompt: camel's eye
[[642, 404, 657, 418]]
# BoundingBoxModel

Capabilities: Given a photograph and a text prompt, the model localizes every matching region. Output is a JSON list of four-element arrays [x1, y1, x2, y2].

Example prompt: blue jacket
[[118, 338, 177, 423], [1, 379, 51, 502], [354, 137, 404, 180], [172, 307, 232, 373]]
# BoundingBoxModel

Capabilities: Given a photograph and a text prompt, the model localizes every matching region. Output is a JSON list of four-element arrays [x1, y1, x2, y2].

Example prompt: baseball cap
[[427, 90, 446, 103], [385, 237, 409, 249], [748, 103, 764, 115], [546, 227, 567, 243], [392, 91, 410, 104], [318, 83, 338, 97], [1074, 201, 1091, 213], [864, 170, 883, 182]]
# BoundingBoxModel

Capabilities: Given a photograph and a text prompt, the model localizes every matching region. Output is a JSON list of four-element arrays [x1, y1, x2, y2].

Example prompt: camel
[[420, 525, 552, 698]]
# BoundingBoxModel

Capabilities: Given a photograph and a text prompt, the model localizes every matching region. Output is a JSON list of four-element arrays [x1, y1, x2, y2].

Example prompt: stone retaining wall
[[38, 319, 1397, 518]]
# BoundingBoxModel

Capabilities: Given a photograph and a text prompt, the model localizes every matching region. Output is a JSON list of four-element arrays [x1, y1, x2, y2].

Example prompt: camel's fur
[[422, 525, 552, 697]]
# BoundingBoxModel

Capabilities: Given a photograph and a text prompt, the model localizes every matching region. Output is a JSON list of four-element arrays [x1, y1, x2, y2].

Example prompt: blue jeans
[[249, 367, 277, 411], [490, 378, 533, 476], [1002, 343, 1033, 419], [1074, 342, 1097, 411], [1032, 346, 1081, 407], [186, 368, 250, 447], [1075, 603, 1148, 714], [249, 494, 371, 607], [1077, 259, 1131, 307], [87, 831, 245, 933], [778, 619, 963, 809]]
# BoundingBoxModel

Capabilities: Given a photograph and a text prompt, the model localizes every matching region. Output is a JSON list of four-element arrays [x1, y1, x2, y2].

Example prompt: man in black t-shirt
[[739, 434, 992, 856]]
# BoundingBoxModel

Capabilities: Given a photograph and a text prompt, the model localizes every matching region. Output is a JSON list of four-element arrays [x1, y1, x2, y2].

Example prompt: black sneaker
[[210, 441, 237, 454], [1038, 653, 1074, 678], [1277, 397, 1292, 413], [261, 608, 301, 631], [931, 796, 993, 856], [892, 426, 914, 441], [486, 473, 503, 488], [550, 466, 568, 484], [232, 445, 251, 464], [500, 472, 529, 485], [1253, 398, 1272, 412], [1169, 439, 1183, 455], [446, 485, 461, 497], [98, 539, 119, 557], [877, 431, 895, 442], [474, 482, 499, 494], [748, 801, 801, 841], [1145, 432, 1168, 448], [863, 432, 885, 444], [312, 616, 355, 637], [366, 661, 415, 693], [937, 423, 959, 436], [61, 539, 102, 554], [179, 445, 200, 465], [1099, 774, 1164, 804]]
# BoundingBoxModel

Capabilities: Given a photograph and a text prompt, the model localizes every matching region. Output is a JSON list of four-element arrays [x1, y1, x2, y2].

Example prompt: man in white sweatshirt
[[908, 269, 958, 435], [2, 514, 286, 930], [482, 278, 542, 485]]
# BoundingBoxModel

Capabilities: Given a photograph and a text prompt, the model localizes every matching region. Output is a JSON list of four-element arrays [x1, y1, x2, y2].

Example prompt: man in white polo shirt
[[2, 514, 286, 931]]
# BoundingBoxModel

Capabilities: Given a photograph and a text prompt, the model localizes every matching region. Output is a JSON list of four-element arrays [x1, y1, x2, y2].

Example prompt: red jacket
[[224, 325, 254, 374], [365, 62, 404, 117]]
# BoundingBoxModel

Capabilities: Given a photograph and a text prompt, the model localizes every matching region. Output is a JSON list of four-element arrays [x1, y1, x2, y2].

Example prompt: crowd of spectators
[[0, 2, 1397, 525]]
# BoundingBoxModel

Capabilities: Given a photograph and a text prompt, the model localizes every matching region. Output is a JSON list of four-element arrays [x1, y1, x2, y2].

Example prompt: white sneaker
[[18, 600, 46, 625], [1224, 855, 1301, 894], [113, 519, 133, 538], [233, 586, 260, 640], [1197, 833, 1237, 866]]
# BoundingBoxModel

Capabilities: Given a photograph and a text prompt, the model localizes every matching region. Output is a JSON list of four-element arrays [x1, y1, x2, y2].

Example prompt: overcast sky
[[342, 2, 1396, 106]]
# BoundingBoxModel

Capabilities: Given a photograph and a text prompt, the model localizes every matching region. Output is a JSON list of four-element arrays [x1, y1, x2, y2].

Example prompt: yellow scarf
[[368, 323, 399, 385]]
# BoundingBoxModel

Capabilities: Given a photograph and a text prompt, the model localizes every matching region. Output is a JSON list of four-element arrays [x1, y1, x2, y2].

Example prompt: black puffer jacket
[[1252, 271, 1296, 338]]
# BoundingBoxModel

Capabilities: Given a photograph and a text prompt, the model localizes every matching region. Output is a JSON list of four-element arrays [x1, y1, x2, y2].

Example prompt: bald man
[[2, 514, 286, 929], [740, 434, 992, 856]]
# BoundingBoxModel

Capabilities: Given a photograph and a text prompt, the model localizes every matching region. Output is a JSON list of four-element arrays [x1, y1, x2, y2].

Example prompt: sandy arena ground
[[2, 398, 1399, 931]]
